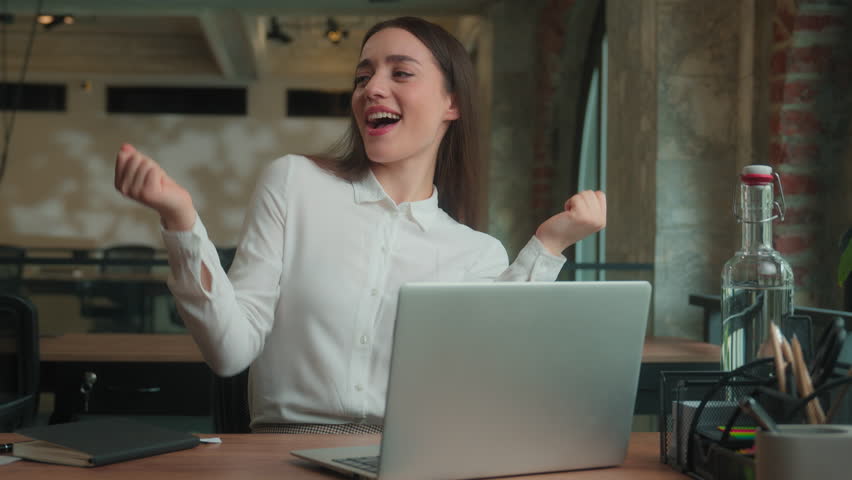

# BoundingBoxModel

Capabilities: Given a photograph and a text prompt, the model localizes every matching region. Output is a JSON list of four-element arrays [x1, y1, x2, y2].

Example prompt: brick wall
[[769, 0, 851, 307]]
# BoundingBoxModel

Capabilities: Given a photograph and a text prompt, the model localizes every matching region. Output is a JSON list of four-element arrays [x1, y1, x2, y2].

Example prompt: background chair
[[79, 244, 156, 332], [217, 246, 237, 273], [212, 367, 251, 433], [0, 294, 40, 432], [207, 248, 249, 432], [0, 245, 25, 296]]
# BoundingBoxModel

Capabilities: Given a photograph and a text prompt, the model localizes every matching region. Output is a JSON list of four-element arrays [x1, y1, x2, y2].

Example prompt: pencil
[[788, 337, 815, 423], [781, 337, 796, 396], [740, 396, 778, 432], [770, 323, 786, 394], [792, 335, 826, 424]]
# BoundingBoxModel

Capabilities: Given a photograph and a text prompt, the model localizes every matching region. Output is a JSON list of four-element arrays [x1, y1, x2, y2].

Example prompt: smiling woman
[[110, 15, 606, 433], [329, 18, 473, 225]]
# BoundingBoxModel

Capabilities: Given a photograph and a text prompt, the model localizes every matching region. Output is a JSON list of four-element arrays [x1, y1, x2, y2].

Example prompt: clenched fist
[[114, 143, 196, 231], [535, 190, 606, 256]]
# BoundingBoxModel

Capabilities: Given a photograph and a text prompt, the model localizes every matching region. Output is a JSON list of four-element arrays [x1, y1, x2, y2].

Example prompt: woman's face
[[352, 27, 458, 168]]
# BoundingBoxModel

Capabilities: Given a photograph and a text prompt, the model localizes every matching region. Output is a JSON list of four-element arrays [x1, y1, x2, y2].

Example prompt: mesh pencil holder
[[659, 370, 725, 468], [659, 358, 778, 479]]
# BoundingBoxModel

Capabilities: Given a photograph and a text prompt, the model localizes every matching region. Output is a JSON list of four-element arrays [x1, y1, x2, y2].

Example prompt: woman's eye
[[354, 75, 370, 87], [393, 71, 413, 79]]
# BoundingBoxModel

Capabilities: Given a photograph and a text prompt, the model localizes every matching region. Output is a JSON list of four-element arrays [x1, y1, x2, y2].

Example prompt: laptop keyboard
[[333, 455, 380, 473]]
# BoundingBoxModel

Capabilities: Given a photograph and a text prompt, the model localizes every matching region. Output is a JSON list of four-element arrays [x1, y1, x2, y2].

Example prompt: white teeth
[[367, 111, 401, 121]]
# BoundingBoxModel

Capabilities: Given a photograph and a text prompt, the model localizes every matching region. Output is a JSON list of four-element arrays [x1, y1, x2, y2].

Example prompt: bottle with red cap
[[721, 165, 793, 371]]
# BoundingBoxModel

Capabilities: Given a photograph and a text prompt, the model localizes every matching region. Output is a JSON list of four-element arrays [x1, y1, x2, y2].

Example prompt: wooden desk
[[636, 337, 720, 415], [23, 270, 170, 297], [0, 432, 687, 479], [37, 334, 721, 421], [40, 334, 717, 366], [39, 334, 210, 424], [40, 334, 202, 363], [642, 336, 720, 363], [24, 270, 172, 334]]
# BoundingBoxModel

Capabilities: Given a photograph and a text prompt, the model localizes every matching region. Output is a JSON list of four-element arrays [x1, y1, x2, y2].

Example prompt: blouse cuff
[[515, 236, 567, 281], [160, 215, 214, 298], [161, 213, 204, 248]]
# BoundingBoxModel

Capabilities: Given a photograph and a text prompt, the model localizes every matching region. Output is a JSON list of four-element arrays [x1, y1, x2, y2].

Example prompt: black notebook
[[13, 418, 201, 467]]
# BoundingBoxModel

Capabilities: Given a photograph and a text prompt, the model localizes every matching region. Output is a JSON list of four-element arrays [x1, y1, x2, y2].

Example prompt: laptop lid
[[376, 281, 651, 480]]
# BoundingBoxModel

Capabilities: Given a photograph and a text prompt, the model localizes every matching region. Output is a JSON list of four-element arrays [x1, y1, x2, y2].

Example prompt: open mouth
[[366, 111, 401, 135]]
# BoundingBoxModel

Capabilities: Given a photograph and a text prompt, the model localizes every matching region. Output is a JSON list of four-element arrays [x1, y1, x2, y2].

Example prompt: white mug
[[756, 424, 852, 480]]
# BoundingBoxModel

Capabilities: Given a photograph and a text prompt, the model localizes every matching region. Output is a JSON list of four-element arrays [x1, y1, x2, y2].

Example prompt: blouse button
[[370, 288, 379, 296]]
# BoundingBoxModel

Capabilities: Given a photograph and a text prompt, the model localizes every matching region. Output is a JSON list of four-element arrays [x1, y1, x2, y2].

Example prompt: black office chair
[[0, 294, 40, 432], [212, 367, 251, 433], [217, 246, 237, 273], [0, 245, 25, 296], [80, 244, 156, 333], [207, 248, 249, 432]]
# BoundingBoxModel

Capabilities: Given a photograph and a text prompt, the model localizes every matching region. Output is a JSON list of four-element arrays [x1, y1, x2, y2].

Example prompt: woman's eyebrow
[[386, 54, 421, 66], [356, 55, 422, 71]]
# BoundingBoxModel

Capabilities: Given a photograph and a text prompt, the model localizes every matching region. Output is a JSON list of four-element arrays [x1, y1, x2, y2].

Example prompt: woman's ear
[[444, 94, 460, 121]]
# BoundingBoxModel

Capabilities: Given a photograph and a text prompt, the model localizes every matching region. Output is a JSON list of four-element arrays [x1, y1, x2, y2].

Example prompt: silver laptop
[[291, 281, 651, 479]]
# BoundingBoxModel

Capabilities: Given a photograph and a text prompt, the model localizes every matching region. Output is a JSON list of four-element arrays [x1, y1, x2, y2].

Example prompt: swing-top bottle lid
[[741, 165, 773, 185]]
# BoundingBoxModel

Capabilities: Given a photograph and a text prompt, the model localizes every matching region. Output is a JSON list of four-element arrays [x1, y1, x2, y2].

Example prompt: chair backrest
[[0, 245, 25, 294], [101, 245, 156, 274], [212, 368, 251, 433], [216, 247, 237, 273], [0, 294, 39, 432]]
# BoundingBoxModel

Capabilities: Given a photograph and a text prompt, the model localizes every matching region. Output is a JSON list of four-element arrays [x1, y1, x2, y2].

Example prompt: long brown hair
[[316, 17, 481, 228]]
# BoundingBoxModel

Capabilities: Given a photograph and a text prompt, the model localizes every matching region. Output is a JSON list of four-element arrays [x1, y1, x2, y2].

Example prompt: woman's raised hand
[[534, 190, 607, 256], [114, 143, 196, 231]]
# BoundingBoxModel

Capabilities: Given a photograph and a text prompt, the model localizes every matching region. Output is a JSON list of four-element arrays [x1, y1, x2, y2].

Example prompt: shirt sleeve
[[465, 234, 566, 282], [161, 159, 289, 377]]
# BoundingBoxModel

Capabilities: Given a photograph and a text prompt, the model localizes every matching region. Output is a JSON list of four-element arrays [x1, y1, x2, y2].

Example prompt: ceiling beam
[[198, 10, 261, 81], [0, 0, 487, 16]]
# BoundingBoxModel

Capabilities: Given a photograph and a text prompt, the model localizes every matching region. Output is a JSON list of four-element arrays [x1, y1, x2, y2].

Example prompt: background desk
[[39, 334, 210, 424], [38, 334, 720, 423], [24, 270, 171, 333], [0, 432, 687, 479], [637, 336, 720, 414], [23, 270, 170, 296]]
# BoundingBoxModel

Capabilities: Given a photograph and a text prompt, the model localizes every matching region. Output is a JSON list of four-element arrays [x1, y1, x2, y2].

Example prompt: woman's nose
[[364, 75, 388, 99]]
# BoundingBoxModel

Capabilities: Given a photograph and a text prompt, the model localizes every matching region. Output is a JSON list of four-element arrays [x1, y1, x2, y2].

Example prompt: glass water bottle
[[721, 165, 794, 371]]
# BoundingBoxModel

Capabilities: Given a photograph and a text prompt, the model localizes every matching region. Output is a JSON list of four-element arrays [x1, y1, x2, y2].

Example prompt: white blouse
[[161, 155, 565, 427]]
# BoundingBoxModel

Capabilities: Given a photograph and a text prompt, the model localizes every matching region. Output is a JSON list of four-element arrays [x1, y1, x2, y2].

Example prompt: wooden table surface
[[39, 334, 204, 363], [641, 336, 720, 363], [37, 334, 719, 365], [0, 432, 686, 479]]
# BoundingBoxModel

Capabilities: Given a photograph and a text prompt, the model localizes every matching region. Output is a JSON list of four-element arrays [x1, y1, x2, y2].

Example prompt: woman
[[113, 17, 606, 433]]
